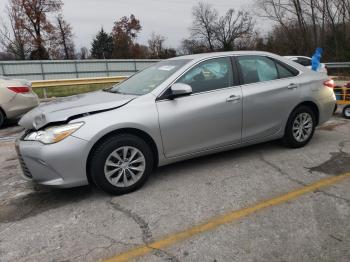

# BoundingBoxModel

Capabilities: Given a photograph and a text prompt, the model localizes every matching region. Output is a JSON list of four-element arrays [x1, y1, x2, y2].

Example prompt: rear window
[[294, 57, 312, 67]]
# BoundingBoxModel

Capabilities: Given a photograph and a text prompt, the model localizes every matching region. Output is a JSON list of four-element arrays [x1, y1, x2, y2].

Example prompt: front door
[[156, 57, 242, 158]]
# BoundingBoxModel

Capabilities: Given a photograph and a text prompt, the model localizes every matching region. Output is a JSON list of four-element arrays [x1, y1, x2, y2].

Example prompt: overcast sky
[[0, 0, 263, 50]]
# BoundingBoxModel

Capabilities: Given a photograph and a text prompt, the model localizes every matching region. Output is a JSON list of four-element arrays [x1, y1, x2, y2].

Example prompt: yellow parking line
[[104, 173, 350, 262]]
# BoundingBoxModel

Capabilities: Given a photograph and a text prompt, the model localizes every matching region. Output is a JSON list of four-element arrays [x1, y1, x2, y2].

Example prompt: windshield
[[108, 59, 191, 95]]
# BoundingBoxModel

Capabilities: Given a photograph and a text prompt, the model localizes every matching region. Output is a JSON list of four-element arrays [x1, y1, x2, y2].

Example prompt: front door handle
[[226, 95, 241, 102], [287, 83, 298, 89]]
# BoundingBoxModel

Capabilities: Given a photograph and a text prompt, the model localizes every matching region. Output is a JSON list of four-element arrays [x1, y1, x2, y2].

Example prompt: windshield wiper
[[103, 88, 129, 95]]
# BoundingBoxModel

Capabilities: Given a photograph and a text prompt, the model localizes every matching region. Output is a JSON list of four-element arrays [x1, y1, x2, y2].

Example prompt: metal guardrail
[[0, 59, 160, 80], [325, 62, 350, 68], [31, 76, 128, 98], [31, 76, 127, 88]]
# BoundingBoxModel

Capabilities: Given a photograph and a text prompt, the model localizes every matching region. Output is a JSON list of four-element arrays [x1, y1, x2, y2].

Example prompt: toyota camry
[[16, 51, 336, 195]]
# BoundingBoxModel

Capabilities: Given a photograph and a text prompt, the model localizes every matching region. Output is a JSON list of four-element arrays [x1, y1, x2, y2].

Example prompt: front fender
[[71, 95, 165, 168]]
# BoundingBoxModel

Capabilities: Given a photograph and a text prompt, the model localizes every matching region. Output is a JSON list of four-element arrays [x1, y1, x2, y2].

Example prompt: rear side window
[[276, 62, 295, 78], [237, 56, 278, 84], [237, 56, 299, 84]]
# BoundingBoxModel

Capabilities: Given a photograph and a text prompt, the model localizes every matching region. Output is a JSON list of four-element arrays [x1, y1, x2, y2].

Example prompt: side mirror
[[170, 83, 192, 98]]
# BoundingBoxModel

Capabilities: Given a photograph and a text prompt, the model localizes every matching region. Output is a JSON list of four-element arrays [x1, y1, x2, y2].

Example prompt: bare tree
[[79, 47, 89, 60], [190, 2, 218, 51], [0, 5, 32, 59], [148, 32, 165, 58], [53, 14, 75, 59], [179, 39, 208, 55], [1, 0, 64, 59], [256, 0, 350, 60], [215, 9, 254, 51]]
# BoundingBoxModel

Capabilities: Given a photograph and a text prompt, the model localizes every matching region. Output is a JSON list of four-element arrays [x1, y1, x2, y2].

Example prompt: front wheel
[[342, 105, 350, 119], [90, 134, 154, 195], [283, 106, 316, 148]]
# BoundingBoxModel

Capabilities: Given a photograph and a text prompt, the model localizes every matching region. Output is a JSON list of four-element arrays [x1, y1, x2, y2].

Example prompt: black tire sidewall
[[90, 134, 154, 195], [333, 104, 338, 114], [283, 106, 316, 148], [0, 110, 5, 128]]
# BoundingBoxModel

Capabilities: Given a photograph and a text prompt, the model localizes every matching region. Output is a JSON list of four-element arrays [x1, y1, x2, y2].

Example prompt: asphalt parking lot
[[0, 114, 349, 262]]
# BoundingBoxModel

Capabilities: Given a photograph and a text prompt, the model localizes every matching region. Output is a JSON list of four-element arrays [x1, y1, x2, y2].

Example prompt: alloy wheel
[[104, 146, 146, 187], [292, 112, 313, 142]]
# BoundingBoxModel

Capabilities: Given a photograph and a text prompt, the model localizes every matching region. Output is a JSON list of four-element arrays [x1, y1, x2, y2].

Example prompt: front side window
[[109, 59, 191, 95], [176, 57, 233, 93], [237, 56, 278, 84]]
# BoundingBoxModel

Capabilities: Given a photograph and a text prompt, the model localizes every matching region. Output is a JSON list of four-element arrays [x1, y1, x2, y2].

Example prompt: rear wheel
[[283, 106, 316, 148], [90, 134, 154, 195], [342, 105, 350, 119], [0, 110, 5, 128]]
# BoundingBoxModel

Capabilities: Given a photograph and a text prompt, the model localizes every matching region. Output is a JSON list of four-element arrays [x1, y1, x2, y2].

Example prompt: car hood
[[19, 91, 136, 130]]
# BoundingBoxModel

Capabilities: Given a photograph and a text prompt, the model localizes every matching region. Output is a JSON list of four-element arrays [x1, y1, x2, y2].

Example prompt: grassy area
[[33, 83, 114, 98]]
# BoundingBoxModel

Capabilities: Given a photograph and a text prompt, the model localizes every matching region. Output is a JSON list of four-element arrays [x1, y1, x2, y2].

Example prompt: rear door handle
[[287, 83, 298, 89], [226, 95, 241, 102]]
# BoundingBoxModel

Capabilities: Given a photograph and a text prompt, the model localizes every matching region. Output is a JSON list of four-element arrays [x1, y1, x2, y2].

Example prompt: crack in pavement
[[75, 230, 136, 261], [314, 189, 350, 204], [329, 234, 344, 242], [338, 140, 350, 154], [109, 200, 179, 262], [258, 152, 307, 186], [259, 152, 350, 205]]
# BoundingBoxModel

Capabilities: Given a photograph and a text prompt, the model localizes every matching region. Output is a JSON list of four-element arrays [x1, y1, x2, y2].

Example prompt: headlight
[[24, 122, 84, 144]]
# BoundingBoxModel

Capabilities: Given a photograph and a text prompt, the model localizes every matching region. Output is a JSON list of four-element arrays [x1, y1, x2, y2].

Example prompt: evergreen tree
[[90, 28, 113, 59]]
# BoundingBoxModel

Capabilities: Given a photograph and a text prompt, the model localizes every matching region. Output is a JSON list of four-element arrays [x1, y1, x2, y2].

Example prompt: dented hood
[[19, 91, 136, 130]]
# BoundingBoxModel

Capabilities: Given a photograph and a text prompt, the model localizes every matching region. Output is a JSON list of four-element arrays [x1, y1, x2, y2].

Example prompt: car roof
[[285, 56, 311, 60], [170, 51, 282, 61]]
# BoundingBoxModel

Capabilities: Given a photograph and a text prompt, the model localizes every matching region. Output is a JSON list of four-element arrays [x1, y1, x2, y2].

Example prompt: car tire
[[90, 134, 154, 195], [333, 104, 338, 114], [283, 106, 316, 148], [0, 110, 5, 128], [342, 105, 350, 119]]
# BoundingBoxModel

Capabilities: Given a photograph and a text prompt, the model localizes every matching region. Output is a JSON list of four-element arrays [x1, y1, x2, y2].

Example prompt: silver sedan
[[16, 51, 336, 195]]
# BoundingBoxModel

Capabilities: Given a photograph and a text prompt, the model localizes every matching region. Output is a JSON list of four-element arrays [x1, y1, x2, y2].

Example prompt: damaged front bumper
[[15, 135, 90, 188]]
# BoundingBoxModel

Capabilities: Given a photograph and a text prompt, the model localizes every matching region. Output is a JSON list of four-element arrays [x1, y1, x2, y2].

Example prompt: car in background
[[285, 56, 328, 74], [0, 76, 39, 128], [17, 51, 336, 195]]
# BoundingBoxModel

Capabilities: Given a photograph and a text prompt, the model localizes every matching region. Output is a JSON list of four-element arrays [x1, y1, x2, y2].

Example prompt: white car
[[285, 56, 327, 74], [0, 76, 39, 127]]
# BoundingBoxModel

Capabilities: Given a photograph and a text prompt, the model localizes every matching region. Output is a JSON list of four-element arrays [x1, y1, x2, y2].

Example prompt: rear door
[[156, 57, 242, 158], [235, 55, 301, 142]]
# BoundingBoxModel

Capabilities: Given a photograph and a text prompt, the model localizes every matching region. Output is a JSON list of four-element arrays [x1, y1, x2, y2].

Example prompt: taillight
[[324, 79, 335, 88], [7, 86, 30, 93]]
